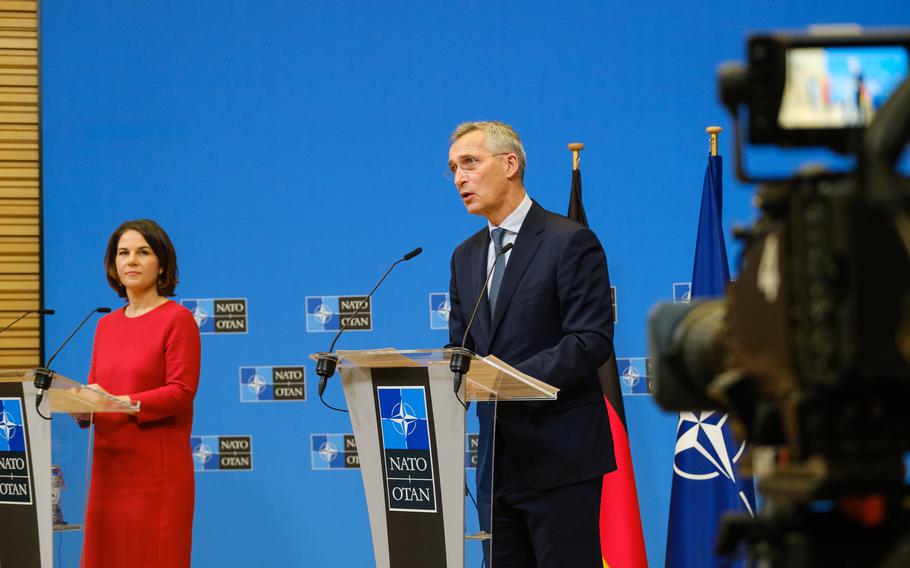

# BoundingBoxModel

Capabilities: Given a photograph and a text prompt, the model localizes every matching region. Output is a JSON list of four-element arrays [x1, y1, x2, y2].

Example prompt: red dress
[[82, 301, 201, 568]]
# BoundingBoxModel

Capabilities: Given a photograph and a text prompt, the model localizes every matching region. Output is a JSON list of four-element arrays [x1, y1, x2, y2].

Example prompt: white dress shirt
[[486, 193, 533, 295]]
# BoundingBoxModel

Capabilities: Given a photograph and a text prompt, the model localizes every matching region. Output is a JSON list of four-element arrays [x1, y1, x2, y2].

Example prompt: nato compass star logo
[[193, 441, 214, 466], [310, 434, 356, 470], [191, 304, 208, 327], [0, 410, 19, 442], [318, 441, 339, 463], [674, 411, 754, 515], [389, 402, 419, 437], [429, 293, 450, 330], [435, 300, 450, 322], [618, 357, 651, 395], [313, 303, 333, 324], [621, 365, 640, 389], [246, 373, 267, 396]]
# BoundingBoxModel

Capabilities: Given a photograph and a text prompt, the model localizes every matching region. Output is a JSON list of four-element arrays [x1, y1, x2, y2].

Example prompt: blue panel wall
[[40, 2, 907, 567]]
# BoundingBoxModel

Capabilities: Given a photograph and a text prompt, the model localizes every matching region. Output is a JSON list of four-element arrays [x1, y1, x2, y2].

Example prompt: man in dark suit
[[447, 121, 617, 567]]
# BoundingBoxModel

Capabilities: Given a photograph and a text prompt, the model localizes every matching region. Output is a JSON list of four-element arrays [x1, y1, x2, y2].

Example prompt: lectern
[[310, 348, 558, 568], [0, 369, 137, 567]]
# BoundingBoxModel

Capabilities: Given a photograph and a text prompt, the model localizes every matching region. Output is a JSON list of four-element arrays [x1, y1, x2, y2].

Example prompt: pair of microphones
[[315, 247, 423, 405], [314, 239, 514, 404]]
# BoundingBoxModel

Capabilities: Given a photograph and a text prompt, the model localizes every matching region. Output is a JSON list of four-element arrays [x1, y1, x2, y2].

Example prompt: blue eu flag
[[665, 154, 756, 567]]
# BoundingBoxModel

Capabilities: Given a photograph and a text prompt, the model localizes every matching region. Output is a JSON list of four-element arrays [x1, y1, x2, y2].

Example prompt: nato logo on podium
[[0, 398, 32, 504], [377, 386, 437, 513]]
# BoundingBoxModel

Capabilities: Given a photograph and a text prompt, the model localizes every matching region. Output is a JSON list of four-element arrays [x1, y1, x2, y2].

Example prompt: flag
[[664, 154, 756, 568], [569, 164, 648, 568]]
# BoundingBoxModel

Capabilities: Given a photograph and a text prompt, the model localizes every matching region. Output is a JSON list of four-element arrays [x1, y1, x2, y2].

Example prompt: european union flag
[[665, 154, 756, 567]]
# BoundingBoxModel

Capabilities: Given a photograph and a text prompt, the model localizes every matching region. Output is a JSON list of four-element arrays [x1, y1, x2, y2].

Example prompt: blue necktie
[[488, 228, 506, 315]]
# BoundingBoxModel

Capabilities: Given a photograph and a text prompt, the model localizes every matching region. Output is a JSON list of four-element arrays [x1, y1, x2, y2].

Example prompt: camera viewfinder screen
[[779, 45, 908, 129]]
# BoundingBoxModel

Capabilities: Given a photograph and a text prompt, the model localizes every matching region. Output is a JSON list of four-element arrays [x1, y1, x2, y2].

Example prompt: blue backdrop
[[40, 2, 907, 567]]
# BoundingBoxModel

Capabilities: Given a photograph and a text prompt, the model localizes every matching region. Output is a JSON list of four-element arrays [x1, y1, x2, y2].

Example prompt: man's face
[[448, 130, 511, 220]]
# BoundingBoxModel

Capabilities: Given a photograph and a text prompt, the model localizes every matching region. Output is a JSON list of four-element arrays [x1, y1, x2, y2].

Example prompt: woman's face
[[115, 229, 162, 296]]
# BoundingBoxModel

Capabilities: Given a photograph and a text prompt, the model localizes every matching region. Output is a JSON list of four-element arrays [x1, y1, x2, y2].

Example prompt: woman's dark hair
[[104, 219, 179, 298]]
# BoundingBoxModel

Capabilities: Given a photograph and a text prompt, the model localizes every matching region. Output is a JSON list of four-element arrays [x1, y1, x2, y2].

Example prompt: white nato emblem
[[193, 442, 214, 465], [621, 364, 641, 389], [435, 299, 451, 322], [0, 410, 17, 441], [246, 373, 267, 395], [674, 411, 754, 514], [673, 282, 692, 304], [318, 441, 339, 463], [191, 305, 208, 328], [389, 402, 418, 437], [313, 303, 333, 324]]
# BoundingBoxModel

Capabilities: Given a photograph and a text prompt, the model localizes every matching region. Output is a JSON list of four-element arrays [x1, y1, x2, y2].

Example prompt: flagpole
[[568, 142, 584, 171], [707, 126, 722, 157], [564, 140, 648, 568]]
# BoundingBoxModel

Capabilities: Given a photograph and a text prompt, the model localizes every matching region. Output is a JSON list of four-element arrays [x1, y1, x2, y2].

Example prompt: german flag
[[568, 157, 648, 568]]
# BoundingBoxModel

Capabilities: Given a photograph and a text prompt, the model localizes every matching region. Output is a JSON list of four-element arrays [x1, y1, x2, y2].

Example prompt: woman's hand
[[84, 383, 132, 404], [70, 412, 92, 424]]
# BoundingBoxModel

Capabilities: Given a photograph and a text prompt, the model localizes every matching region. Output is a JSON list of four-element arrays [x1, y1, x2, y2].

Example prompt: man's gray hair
[[450, 121, 526, 181]]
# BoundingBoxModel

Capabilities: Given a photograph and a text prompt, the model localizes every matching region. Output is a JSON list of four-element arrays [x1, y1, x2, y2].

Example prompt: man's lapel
[[489, 202, 545, 342]]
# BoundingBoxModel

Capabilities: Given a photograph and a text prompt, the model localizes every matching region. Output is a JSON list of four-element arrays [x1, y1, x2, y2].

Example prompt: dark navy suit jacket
[[448, 201, 617, 494]]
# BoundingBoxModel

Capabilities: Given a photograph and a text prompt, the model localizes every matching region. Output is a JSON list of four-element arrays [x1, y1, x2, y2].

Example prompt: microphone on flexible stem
[[451, 242, 513, 394], [0, 308, 55, 336], [34, 307, 112, 415], [316, 247, 423, 399]]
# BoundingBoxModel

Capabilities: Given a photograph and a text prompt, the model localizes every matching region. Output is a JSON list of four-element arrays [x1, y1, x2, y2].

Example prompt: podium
[[310, 348, 558, 568], [0, 369, 137, 567]]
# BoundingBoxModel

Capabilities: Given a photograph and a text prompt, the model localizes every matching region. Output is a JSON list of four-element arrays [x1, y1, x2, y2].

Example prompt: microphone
[[34, 307, 111, 414], [0, 308, 54, 336], [451, 242, 513, 394], [316, 247, 423, 398]]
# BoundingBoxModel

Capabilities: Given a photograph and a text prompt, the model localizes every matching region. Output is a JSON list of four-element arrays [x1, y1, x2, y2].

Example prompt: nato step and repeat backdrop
[[40, 2, 904, 567]]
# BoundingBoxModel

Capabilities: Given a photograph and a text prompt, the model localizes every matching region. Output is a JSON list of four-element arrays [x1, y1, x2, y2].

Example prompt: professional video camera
[[649, 27, 910, 567]]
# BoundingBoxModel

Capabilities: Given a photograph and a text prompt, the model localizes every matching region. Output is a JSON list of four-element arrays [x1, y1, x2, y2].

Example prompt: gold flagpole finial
[[568, 142, 584, 171], [706, 126, 722, 157]]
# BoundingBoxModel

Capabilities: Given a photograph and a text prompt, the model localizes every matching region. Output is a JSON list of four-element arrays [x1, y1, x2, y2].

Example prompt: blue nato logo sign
[[311, 434, 359, 470], [673, 282, 692, 304], [239, 366, 306, 402], [305, 295, 372, 333], [0, 398, 31, 504], [181, 298, 248, 334], [429, 293, 450, 331], [191, 435, 253, 471], [617, 357, 653, 396], [377, 386, 437, 512]]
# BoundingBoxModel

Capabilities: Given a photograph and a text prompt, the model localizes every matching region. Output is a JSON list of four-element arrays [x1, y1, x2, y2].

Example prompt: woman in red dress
[[80, 219, 200, 568]]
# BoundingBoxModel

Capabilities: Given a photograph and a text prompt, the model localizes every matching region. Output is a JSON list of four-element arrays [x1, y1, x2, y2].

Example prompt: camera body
[[649, 27, 910, 567]]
